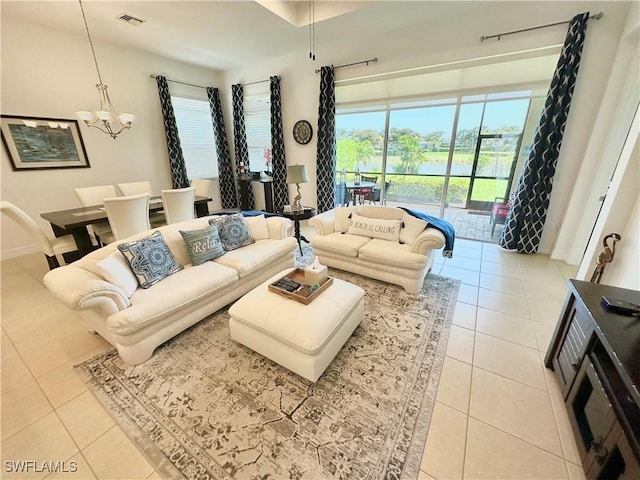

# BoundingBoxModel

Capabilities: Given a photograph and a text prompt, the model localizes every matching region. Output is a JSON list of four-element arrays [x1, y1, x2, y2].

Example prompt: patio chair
[[335, 181, 353, 207], [354, 175, 377, 204], [368, 181, 391, 205], [490, 194, 513, 236]]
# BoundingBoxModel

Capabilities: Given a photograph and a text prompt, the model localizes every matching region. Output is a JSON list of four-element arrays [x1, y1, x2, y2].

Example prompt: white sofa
[[44, 215, 296, 365], [309, 205, 446, 293]]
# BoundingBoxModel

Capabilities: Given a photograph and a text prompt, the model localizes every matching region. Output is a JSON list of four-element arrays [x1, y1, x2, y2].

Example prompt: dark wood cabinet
[[545, 280, 640, 480]]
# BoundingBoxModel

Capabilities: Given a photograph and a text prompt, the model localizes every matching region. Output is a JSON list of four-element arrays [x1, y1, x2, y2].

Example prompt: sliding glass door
[[335, 92, 533, 217]]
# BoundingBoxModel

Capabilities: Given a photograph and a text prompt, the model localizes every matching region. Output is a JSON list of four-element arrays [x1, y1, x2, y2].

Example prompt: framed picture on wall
[[1, 115, 90, 170]]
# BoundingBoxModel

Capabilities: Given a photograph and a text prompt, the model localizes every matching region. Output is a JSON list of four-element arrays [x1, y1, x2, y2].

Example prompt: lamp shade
[[286, 165, 309, 184]]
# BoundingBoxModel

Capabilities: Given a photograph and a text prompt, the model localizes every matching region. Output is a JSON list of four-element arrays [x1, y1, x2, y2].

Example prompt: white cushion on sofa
[[107, 262, 239, 335], [96, 251, 138, 298], [358, 239, 429, 270], [310, 232, 371, 257], [214, 238, 296, 278], [400, 213, 428, 246], [334, 207, 356, 233], [244, 214, 270, 241]]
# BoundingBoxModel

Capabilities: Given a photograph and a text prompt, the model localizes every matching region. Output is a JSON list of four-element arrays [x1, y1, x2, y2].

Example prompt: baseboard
[[1, 243, 40, 260]]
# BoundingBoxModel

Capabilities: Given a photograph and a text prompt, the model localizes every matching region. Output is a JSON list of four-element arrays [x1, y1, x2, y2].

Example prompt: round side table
[[279, 208, 315, 255]]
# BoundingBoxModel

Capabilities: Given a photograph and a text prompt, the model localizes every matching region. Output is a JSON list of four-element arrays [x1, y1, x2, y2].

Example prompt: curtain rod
[[149, 74, 208, 89], [315, 57, 378, 74], [241, 79, 270, 87], [480, 11, 603, 41]]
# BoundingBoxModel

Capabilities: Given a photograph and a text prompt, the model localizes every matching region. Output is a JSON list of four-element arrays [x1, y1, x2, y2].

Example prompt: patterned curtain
[[155, 75, 189, 188], [231, 84, 254, 209], [316, 66, 336, 213], [499, 12, 590, 253], [206, 87, 236, 209], [270, 76, 288, 212]]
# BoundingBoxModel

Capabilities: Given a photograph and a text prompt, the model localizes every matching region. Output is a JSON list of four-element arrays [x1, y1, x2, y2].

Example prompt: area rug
[[76, 261, 459, 480]]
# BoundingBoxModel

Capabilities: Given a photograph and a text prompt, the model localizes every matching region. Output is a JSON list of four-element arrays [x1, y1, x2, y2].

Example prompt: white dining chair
[[190, 179, 212, 198], [102, 193, 151, 243], [117, 181, 153, 196], [74, 185, 118, 245], [0, 201, 78, 269], [161, 187, 196, 224], [117, 181, 165, 227]]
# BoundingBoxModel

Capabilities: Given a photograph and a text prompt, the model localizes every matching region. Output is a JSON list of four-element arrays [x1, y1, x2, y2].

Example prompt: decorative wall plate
[[293, 120, 313, 145]]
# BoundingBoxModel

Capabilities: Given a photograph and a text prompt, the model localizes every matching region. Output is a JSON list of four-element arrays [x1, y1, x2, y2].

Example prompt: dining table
[[41, 195, 212, 258]]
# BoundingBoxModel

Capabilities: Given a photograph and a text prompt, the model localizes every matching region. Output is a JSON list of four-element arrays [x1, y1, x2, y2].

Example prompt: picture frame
[[1, 115, 90, 170]]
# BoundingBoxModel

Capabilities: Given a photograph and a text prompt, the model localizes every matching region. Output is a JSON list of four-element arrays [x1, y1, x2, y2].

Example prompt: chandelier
[[75, 0, 134, 139]]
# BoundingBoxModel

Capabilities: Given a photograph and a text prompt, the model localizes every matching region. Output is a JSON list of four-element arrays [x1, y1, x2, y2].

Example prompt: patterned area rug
[[76, 251, 459, 480]]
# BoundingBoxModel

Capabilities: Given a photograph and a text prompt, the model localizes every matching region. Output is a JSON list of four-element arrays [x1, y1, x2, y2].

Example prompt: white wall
[[1, 17, 221, 257], [222, 1, 632, 257]]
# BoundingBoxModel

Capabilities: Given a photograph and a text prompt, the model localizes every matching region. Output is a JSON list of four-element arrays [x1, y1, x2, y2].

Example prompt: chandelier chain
[[78, 0, 104, 86]]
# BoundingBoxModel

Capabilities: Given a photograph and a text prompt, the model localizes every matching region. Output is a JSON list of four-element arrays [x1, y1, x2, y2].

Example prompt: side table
[[279, 208, 315, 255]]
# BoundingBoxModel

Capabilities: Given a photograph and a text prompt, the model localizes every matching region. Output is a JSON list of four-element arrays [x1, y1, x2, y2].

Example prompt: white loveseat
[[309, 205, 446, 293], [44, 215, 296, 365]]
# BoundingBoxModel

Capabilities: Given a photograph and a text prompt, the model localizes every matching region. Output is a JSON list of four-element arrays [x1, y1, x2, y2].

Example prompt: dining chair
[[191, 179, 212, 214], [102, 193, 151, 243], [117, 181, 165, 227], [117, 181, 153, 196], [161, 187, 197, 224], [0, 201, 78, 270], [74, 185, 118, 245], [190, 179, 212, 198]]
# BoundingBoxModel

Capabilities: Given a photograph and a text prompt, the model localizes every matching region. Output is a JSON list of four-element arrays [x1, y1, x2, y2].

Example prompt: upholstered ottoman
[[228, 268, 365, 382]]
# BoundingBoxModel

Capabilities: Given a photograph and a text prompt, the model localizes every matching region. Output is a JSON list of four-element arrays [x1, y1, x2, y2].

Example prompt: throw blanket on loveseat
[[399, 207, 455, 258]]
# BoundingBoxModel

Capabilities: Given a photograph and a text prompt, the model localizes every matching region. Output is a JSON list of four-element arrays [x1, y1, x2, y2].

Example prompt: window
[[171, 96, 218, 179], [244, 93, 272, 173]]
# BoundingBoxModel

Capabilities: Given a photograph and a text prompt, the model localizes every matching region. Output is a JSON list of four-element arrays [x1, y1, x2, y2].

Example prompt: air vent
[[116, 13, 146, 26]]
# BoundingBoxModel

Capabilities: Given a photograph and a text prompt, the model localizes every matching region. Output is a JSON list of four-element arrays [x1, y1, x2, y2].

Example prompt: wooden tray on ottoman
[[268, 268, 333, 305]]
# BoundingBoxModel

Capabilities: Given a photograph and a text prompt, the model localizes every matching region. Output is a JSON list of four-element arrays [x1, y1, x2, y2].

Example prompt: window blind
[[171, 96, 218, 179], [244, 94, 272, 172]]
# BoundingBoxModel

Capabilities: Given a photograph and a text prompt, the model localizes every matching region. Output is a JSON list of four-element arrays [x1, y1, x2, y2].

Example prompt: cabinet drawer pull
[[590, 435, 603, 451], [571, 362, 579, 371]]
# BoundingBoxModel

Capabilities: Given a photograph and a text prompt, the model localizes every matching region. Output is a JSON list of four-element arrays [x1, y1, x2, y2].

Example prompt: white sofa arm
[[266, 216, 293, 239], [44, 266, 131, 312], [412, 228, 446, 256], [309, 210, 336, 235]]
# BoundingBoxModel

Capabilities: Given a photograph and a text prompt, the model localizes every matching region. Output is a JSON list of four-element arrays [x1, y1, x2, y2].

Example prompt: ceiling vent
[[116, 13, 146, 26]]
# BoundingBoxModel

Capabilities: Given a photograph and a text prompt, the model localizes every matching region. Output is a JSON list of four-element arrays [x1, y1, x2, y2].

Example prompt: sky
[[336, 98, 530, 137]]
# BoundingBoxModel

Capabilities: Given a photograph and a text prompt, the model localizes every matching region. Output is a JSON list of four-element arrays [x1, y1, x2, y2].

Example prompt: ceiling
[[1, 0, 485, 71]]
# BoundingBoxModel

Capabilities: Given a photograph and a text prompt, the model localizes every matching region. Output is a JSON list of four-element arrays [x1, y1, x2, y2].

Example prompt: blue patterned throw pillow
[[208, 213, 255, 251], [180, 224, 225, 265], [117, 231, 183, 289]]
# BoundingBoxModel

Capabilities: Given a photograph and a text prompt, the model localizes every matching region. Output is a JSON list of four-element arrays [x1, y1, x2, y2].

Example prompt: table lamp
[[286, 164, 309, 211]]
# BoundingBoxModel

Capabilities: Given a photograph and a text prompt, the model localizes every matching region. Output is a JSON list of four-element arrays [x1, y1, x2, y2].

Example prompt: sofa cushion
[[310, 232, 371, 258], [400, 213, 428, 246], [244, 214, 270, 240], [334, 207, 356, 233], [107, 262, 239, 335], [117, 231, 184, 289], [358, 238, 429, 270], [214, 237, 296, 278], [209, 213, 255, 251], [347, 214, 402, 242], [96, 251, 138, 298], [180, 224, 225, 265]]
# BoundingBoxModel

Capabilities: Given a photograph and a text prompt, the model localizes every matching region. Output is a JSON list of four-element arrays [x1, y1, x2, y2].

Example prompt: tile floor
[[1, 230, 583, 480]]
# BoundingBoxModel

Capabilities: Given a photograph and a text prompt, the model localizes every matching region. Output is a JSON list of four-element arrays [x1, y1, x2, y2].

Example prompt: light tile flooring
[[1, 233, 584, 479]]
